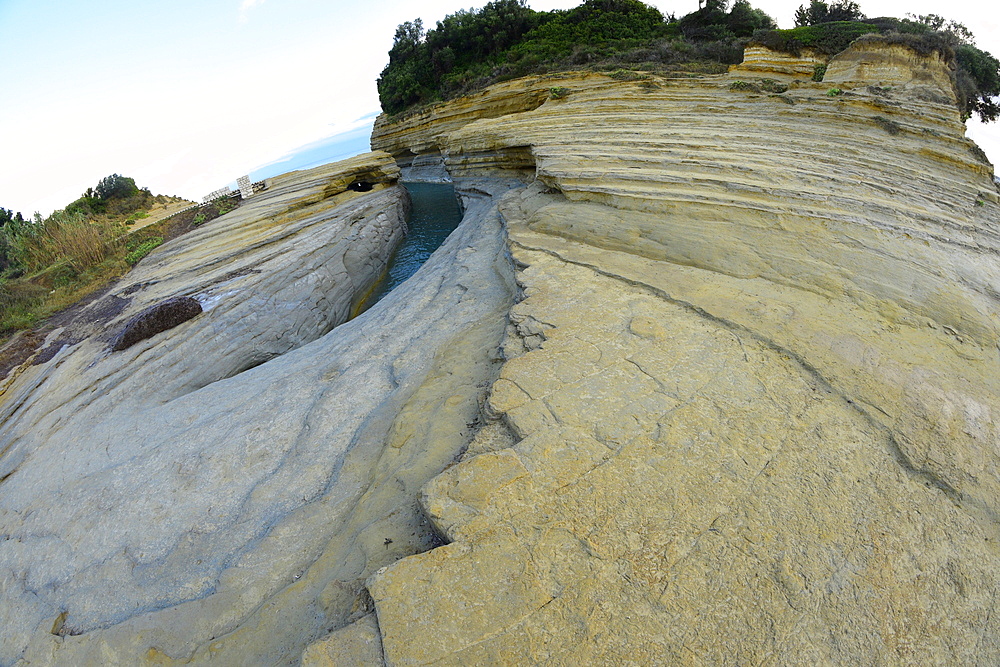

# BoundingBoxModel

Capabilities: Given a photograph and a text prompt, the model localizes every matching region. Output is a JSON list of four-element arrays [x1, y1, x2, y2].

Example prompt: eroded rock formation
[[0, 153, 518, 664], [2, 35, 999, 666], [360, 38, 1000, 664]]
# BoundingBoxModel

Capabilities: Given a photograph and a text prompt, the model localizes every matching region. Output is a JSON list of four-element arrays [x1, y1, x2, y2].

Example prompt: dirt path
[[127, 198, 197, 233]]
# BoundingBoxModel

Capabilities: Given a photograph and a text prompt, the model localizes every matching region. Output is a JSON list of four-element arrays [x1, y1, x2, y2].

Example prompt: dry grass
[[0, 198, 235, 338], [15, 215, 125, 275]]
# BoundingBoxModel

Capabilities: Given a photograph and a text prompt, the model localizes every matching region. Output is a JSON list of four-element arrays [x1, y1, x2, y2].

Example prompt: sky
[[1, 0, 997, 217]]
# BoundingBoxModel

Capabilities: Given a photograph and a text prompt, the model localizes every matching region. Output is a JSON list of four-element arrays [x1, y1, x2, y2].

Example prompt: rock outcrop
[[361, 38, 1000, 664], [0, 153, 518, 664], [730, 44, 826, 78], [3, 35, 1000, 666], [824, 36, 959, 104]]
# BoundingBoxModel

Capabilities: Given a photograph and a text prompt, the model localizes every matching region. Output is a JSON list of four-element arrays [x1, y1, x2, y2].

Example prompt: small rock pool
[[358, 182, 464, 311]]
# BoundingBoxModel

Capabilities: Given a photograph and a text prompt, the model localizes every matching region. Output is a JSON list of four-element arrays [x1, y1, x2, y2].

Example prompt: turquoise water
[[360, 182, 464, 310]]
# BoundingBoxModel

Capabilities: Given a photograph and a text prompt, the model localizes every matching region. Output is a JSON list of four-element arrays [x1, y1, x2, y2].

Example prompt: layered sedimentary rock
[[824, 36, 959, 102], [3, 34, 999, 666], [363, 38, 1000, 663], [0, 154, 518, 664], [730, 44, 826, 78]]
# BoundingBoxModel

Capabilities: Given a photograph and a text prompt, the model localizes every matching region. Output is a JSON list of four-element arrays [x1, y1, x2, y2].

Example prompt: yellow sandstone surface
[[730, 44, 827, 78], [359, 38, 1000, 664]]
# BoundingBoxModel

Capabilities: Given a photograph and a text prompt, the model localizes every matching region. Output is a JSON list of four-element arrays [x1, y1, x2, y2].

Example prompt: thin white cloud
[[239, 0, 266, 23]]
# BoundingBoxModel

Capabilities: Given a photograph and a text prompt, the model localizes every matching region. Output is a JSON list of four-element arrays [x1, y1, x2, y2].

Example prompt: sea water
[[359, 181, 464, 311]]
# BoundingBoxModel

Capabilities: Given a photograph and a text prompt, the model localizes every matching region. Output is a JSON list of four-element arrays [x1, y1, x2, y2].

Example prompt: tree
[[906, 13, 974, 46], [897, 13, 998, 123], [0, 208, 25, 228], [95, 174, 139, 201], [955, 44, 1000, 122], [794, 0, 865, 27], [726, 0, 775, 37], [680, 0, 773, 40]]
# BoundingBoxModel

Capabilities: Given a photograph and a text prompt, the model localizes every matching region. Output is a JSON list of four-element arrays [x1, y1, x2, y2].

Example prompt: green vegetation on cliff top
[[378, 0, 999, 123]]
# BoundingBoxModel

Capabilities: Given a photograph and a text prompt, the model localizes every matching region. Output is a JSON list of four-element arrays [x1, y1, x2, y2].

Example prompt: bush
[[750, 21, 879, 56], [730, 80, 761, 92], [955, 43, 1000, 122], [125, 237, 164, 265], [759, 78, 787, 92], [607, 68, 649, 80], [7, 211, 124, 276], [95, 174, 140, 201], [850, 31, 951, 58], [794, 1, 865, 27], [679, 0, 775, 41], [0, 281, 49, 333]]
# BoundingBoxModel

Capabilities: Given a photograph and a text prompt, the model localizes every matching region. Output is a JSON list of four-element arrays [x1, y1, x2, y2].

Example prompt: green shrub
[[759, 78, 787, 92], [95, 174, 140, 201], [125, 237, 164, 265], [0, 281, 49, 333], [794, 1, 865, 27], [679, 0, 775, 41], [730, 80, 761, 92], [607, 68, 649, 80], [826, 87, 842, 96], [7, 211, 124, 275], [549, 86, 570, 98], [812, 63, 827, 81], [749, 21, 879, 56], [955, 43, 1000, 122]]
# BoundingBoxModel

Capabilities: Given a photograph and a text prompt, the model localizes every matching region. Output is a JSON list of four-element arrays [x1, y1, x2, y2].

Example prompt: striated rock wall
[[825, 37, 958, 104], [360, 40, 1000, 664], [3, 36, 999, 666], [0, 154, 519, 664], [730, 44, 827, 78]]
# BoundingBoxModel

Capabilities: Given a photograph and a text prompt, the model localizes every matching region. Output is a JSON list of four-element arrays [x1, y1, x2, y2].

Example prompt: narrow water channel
[[358, 182, 464, 312]]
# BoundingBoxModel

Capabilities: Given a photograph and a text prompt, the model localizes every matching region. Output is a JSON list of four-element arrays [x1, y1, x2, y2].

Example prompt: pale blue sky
[[1, 0, 996, 215]]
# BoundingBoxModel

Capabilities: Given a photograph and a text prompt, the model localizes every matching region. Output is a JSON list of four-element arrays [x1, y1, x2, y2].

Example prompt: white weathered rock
[[399, 153, 452, 183], [0, 155, 518, 664]]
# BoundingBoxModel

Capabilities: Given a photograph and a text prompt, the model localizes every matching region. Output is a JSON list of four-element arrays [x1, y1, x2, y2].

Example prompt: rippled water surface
[[362, 182, 464, 309]]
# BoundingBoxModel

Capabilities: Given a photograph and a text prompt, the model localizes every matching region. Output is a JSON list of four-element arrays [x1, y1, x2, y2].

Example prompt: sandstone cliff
[[1, 35, 999, 666], [359, 38, 1000, 664]]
